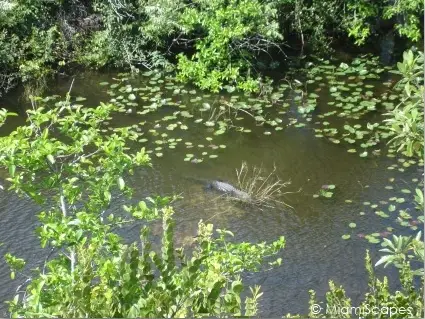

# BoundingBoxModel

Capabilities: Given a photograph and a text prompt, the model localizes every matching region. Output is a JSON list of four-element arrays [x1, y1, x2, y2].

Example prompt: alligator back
[[184, 176, 251, 202], [207, 180, 237, 192], [207, 180, 251, 201]]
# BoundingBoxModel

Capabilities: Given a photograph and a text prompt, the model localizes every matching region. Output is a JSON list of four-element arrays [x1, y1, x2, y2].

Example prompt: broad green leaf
[[47, 154, 55, 164]]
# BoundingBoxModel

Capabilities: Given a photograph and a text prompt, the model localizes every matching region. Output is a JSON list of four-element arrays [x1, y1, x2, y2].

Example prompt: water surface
[[0, 68, 421, 316]]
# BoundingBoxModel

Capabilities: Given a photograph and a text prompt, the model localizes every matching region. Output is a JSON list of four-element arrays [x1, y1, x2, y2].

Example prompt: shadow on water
[[0, 68, 421, 316]]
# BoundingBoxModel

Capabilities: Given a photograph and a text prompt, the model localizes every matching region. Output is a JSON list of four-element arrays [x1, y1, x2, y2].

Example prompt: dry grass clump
[[235, 161, 294, 209]]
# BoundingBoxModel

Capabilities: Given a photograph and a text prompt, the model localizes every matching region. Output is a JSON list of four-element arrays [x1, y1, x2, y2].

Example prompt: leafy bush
[[6, 205, 285, 317], [385, 49, 424, 157], [376, 232, 423, 275], [342, 0, 424, 45], [0, 30, 20, 96], [0, 0, 423, 95], [0, 0, 173, 95], [176, 0, 283, 92], [382, 0, 424, 42], [78, 0, 172, 70]]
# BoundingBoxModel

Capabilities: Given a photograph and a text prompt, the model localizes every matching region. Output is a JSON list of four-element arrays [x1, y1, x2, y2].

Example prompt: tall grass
[[235, 161, 294, 209]]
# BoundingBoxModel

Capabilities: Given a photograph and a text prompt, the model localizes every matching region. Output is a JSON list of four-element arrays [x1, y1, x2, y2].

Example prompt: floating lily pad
[[375, 210, 389, 218]]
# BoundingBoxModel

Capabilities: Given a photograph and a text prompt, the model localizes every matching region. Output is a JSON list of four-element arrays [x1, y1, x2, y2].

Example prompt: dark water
[[0, 70, 422, 316]]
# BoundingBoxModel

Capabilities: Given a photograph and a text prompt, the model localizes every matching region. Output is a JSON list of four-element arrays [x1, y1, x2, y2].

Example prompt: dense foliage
[[175, 0, 282, 92], [385, 49, 424, 157], [0, 0, 423, 95]]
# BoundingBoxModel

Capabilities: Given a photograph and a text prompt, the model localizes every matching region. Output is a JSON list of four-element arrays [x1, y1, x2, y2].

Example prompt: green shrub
[[385, 49, 424, 158], [0, 0, 424, 95], [176, 0, 282, 92]]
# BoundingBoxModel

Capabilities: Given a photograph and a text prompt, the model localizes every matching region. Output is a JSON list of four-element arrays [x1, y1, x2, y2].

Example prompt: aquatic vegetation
[[201, 101, 256, 134], [235, 162, 292, 209], [376, 232, 423, 274], [325, 51, 424, 246], [414, 188, 423, 211], [64, 52, 425, 252], [100, 71, 289, 163], [341, 155, 423, 244], [286, 53, 421, 160], [313, 184, 336, 198], [93, 51, 421, 190]]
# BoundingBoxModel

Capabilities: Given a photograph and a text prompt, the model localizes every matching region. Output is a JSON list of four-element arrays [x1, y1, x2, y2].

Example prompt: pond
[[0, 55, 422, 316]]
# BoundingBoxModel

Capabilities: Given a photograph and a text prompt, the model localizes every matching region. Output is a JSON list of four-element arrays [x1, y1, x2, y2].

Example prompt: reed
[[235, 161, 293, 209]]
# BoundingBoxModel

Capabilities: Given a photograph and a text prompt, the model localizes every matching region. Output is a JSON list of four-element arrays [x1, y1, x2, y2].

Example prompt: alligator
[[205, 180, 251, 202], [185, 176, 251, 202]]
